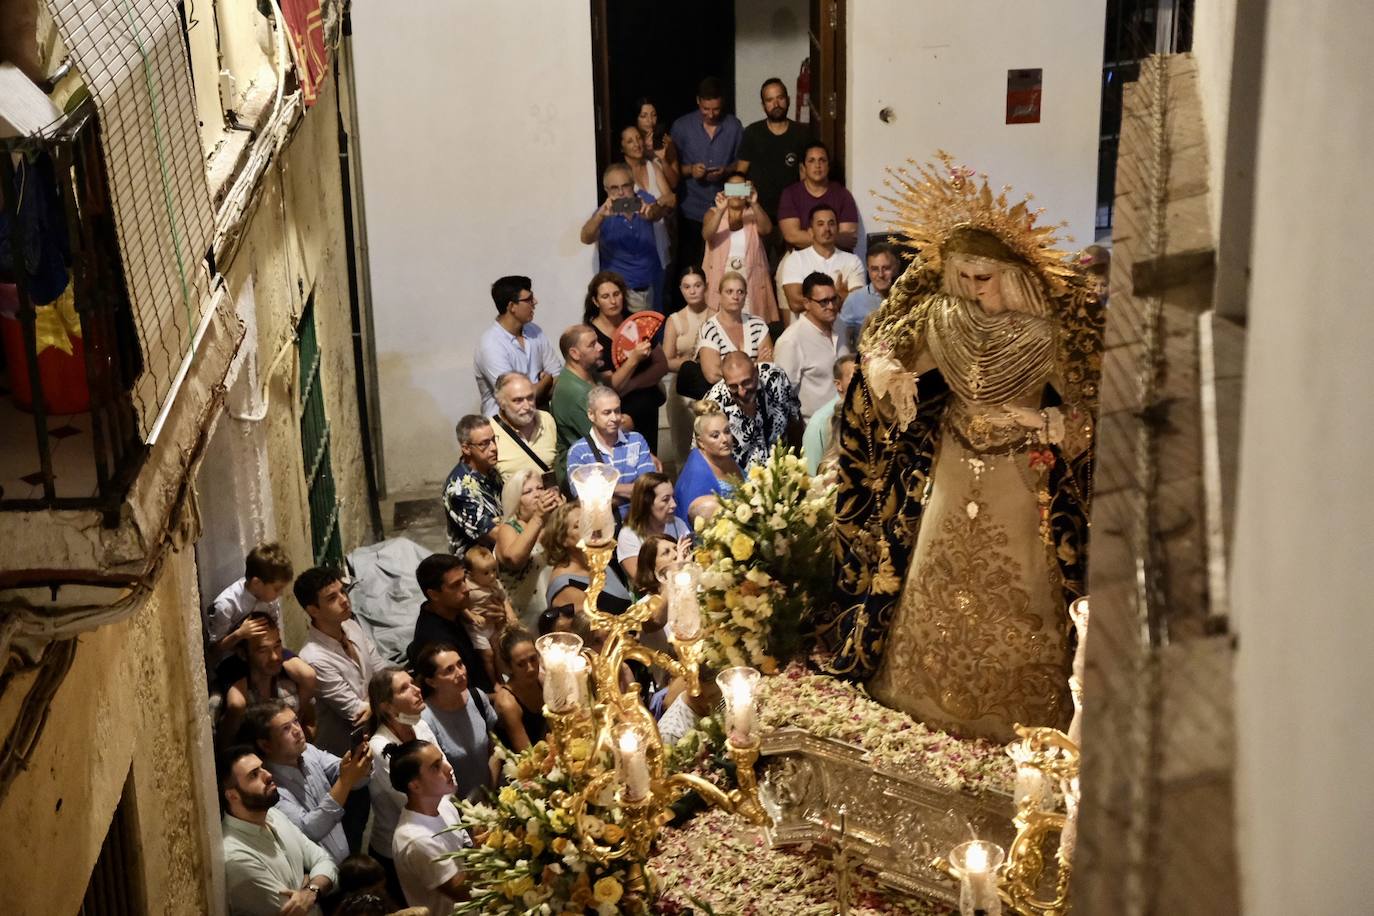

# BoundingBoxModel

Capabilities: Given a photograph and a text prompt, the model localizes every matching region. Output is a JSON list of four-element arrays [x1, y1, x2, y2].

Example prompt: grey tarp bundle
[[346, 537, 431, 664]]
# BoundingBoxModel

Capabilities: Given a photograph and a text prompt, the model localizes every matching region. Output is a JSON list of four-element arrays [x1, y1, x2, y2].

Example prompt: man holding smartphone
[[670, 76, 744, 279], [580, 162, 665, 312]]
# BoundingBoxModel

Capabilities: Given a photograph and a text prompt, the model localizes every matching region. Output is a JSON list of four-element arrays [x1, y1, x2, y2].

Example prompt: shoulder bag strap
[[496, 415, 551, 472]]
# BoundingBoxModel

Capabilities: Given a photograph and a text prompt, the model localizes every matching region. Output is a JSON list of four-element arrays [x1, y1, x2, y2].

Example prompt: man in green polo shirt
[[551, 324, 605, 485]]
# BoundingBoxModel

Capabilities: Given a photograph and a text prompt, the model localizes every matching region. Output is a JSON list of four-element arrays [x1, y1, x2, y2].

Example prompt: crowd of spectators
[[207, 72, 898, 916]]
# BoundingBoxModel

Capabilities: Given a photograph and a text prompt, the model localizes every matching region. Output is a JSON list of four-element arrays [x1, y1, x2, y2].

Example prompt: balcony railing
[[1, 99, 145, 521]]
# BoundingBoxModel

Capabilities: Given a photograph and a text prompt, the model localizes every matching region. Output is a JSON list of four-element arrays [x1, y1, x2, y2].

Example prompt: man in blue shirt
[[566, 385, 656, 507], [246, 699, 372, 864], [579, 163, 666, 312], [670, 76, 743, 281], [473, 275, 562, 416], [837, 243, 901, 351]]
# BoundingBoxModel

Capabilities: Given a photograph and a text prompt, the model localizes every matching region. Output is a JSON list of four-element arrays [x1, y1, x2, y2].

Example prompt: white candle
[[952, 840, 1003, 916], [718, 667, 760, 745], [570, 463, 619, 545], [616, 728, 652, 801], [1014, 764, 1050, 812], [665, 563, 702, 640], [1059, 777, 1081, 867], [536, 633, 586, 713]]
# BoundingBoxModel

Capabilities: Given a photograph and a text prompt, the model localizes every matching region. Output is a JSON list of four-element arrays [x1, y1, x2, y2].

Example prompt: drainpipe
[[333, 5, 385, 538]]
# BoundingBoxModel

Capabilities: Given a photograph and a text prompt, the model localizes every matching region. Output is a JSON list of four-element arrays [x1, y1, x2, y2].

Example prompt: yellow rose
[[498, 786, 519, 806], [485, 828, 505, 849], [600, 823, 625, 843], [593, 876, 624, 905], [730, 533, 755, 561], [528, 835, 546, 857], [505, 875, 534, 898]]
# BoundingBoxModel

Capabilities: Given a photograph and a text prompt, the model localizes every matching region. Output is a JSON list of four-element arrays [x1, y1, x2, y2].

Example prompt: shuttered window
[[298, 297, 343, 567]]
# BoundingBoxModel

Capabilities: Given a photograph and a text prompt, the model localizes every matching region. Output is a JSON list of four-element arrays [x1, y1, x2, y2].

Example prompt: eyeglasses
[[514, 295, 535, 305], [809, 296, 839, 307]]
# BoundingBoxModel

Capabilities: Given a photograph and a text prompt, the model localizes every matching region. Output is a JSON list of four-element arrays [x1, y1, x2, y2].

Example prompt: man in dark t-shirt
[[737, 77, 810, 225], [406, 554, 493, 693]]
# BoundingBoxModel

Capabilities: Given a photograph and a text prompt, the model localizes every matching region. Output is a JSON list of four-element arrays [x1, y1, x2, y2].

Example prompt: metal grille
[[298, 297, 342, 567], [78, 771, 145, 915], [44, 0, 216, 439]]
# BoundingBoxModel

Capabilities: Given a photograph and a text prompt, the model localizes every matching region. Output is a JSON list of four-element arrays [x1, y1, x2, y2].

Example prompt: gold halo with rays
[[875, 150, 1083, 299]]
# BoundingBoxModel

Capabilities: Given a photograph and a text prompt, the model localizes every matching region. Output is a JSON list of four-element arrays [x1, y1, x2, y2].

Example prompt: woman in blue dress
[[674, 400, 741, 524]]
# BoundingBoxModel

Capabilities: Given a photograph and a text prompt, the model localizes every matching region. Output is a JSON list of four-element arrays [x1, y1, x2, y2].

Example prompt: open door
[[808, 0, 846, 180]]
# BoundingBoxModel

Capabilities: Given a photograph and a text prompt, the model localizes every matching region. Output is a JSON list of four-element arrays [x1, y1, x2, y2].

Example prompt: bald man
[[701, 352, 801, 468]]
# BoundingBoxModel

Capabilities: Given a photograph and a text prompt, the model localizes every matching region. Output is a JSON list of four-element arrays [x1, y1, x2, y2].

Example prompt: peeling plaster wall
[[0, 550, 218, 915], [206, 73, 372, 647]]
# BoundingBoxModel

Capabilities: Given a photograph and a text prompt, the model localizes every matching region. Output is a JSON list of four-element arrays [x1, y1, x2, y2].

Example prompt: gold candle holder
[[539, 462, 771, 910]]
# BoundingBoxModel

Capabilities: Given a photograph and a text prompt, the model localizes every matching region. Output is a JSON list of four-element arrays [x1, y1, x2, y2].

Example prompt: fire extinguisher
[[796, 56, 811, 124]]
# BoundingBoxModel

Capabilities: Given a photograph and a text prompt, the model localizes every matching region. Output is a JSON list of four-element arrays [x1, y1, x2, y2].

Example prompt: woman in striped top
[[696, 271, 775, 384]]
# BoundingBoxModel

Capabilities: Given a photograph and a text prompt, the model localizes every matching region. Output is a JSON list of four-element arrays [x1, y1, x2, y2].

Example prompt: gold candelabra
[[541, 464, 769, 910]]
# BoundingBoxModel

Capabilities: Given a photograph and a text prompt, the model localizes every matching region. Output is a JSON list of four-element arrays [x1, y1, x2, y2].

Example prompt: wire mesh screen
[[44, 0, 216, 440], [1075, 49, 1240, 915]]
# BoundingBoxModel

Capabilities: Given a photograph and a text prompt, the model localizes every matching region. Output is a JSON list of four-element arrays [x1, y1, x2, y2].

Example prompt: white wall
[[1230, 3, 1374, 913], [846, 0, 1105, 249], [350, 2, 598, 495], [734, 0, 809, 121]]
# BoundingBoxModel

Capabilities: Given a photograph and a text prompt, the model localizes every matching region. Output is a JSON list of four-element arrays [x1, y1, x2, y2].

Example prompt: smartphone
[[540, 470, 558, 490], [610, 196, 639, 215], [724, 182, 752, 198], [349, 723, 370, 750]]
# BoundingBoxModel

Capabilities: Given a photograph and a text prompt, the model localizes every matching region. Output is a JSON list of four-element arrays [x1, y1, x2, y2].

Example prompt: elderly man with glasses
[[775, 272, 853, 422], [580, 162, 667, 312], [442, 415, 504, 556], [701, 351, 801, 470]]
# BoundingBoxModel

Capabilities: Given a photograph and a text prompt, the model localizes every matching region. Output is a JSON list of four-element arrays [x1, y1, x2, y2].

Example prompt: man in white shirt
[[296, 567, 388, 756], [777, 204, 865, 318], [473, 275, 562, 416], [775, 273, 852, 421], [219, 746, 336, 915], [387, 740, 472, 913]]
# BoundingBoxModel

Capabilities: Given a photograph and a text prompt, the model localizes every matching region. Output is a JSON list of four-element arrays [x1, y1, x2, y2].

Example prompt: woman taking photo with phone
[[702, 173, 779, 326]]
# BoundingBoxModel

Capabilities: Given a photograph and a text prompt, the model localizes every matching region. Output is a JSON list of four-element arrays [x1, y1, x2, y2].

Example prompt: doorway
[[590, 0, 737, 181]]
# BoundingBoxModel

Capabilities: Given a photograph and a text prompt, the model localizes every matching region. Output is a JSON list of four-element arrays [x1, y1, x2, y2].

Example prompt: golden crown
[[876, 151, 1083, 298]]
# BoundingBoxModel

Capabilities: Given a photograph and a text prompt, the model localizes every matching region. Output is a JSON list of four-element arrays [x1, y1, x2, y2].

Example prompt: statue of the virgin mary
[[816, 154, 1103, 743]]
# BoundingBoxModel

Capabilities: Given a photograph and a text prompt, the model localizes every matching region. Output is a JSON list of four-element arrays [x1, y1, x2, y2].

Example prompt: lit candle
[[615, 727, 652, 801], [570, 463, 619, 545], [664, 562, 702, 640], [717, 667, 761, 746], [1009, 745, 1050, 812], [536, 633, 586, 713], [951, 840, 1004, 916]]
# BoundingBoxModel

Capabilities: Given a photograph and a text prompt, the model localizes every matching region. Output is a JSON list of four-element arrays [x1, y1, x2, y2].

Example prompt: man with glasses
[[775, 272, 852, 421], [442, 415, 504, 556], [579, 163, 666, 312], [702, 351, 801, 469], [778, 203, 866, 318], [474, 275, 562, 416]]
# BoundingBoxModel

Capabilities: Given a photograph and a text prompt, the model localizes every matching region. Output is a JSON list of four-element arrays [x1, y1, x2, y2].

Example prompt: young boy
[[206, 542, 311, 689], [461, 545, 517, 685]]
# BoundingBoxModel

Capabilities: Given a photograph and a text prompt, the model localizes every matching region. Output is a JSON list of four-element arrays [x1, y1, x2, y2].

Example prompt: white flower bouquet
[[694, 445, 836, 673]]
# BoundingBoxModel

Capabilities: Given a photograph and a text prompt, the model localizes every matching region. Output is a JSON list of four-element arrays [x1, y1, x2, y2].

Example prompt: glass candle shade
[[536, 632, 587, 713], [949, 840, 1005, 916], [662, 560, 703, 641], [717, 666, 761, 746], [613, 722, 654, 802], [570, 463, 620, 545]]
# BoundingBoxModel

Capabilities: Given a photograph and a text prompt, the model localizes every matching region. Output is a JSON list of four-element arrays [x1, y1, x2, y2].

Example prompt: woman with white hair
[[491, 468, 562, 630]]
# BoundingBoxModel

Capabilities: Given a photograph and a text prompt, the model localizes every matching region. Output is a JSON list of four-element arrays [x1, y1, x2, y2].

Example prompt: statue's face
[[958, 266, 1004, 312]]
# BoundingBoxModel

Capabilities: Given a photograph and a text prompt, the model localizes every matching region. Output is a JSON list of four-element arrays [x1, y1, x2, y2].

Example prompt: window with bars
[[78, 770, 145, 915], [297, 297, 342, 568]]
